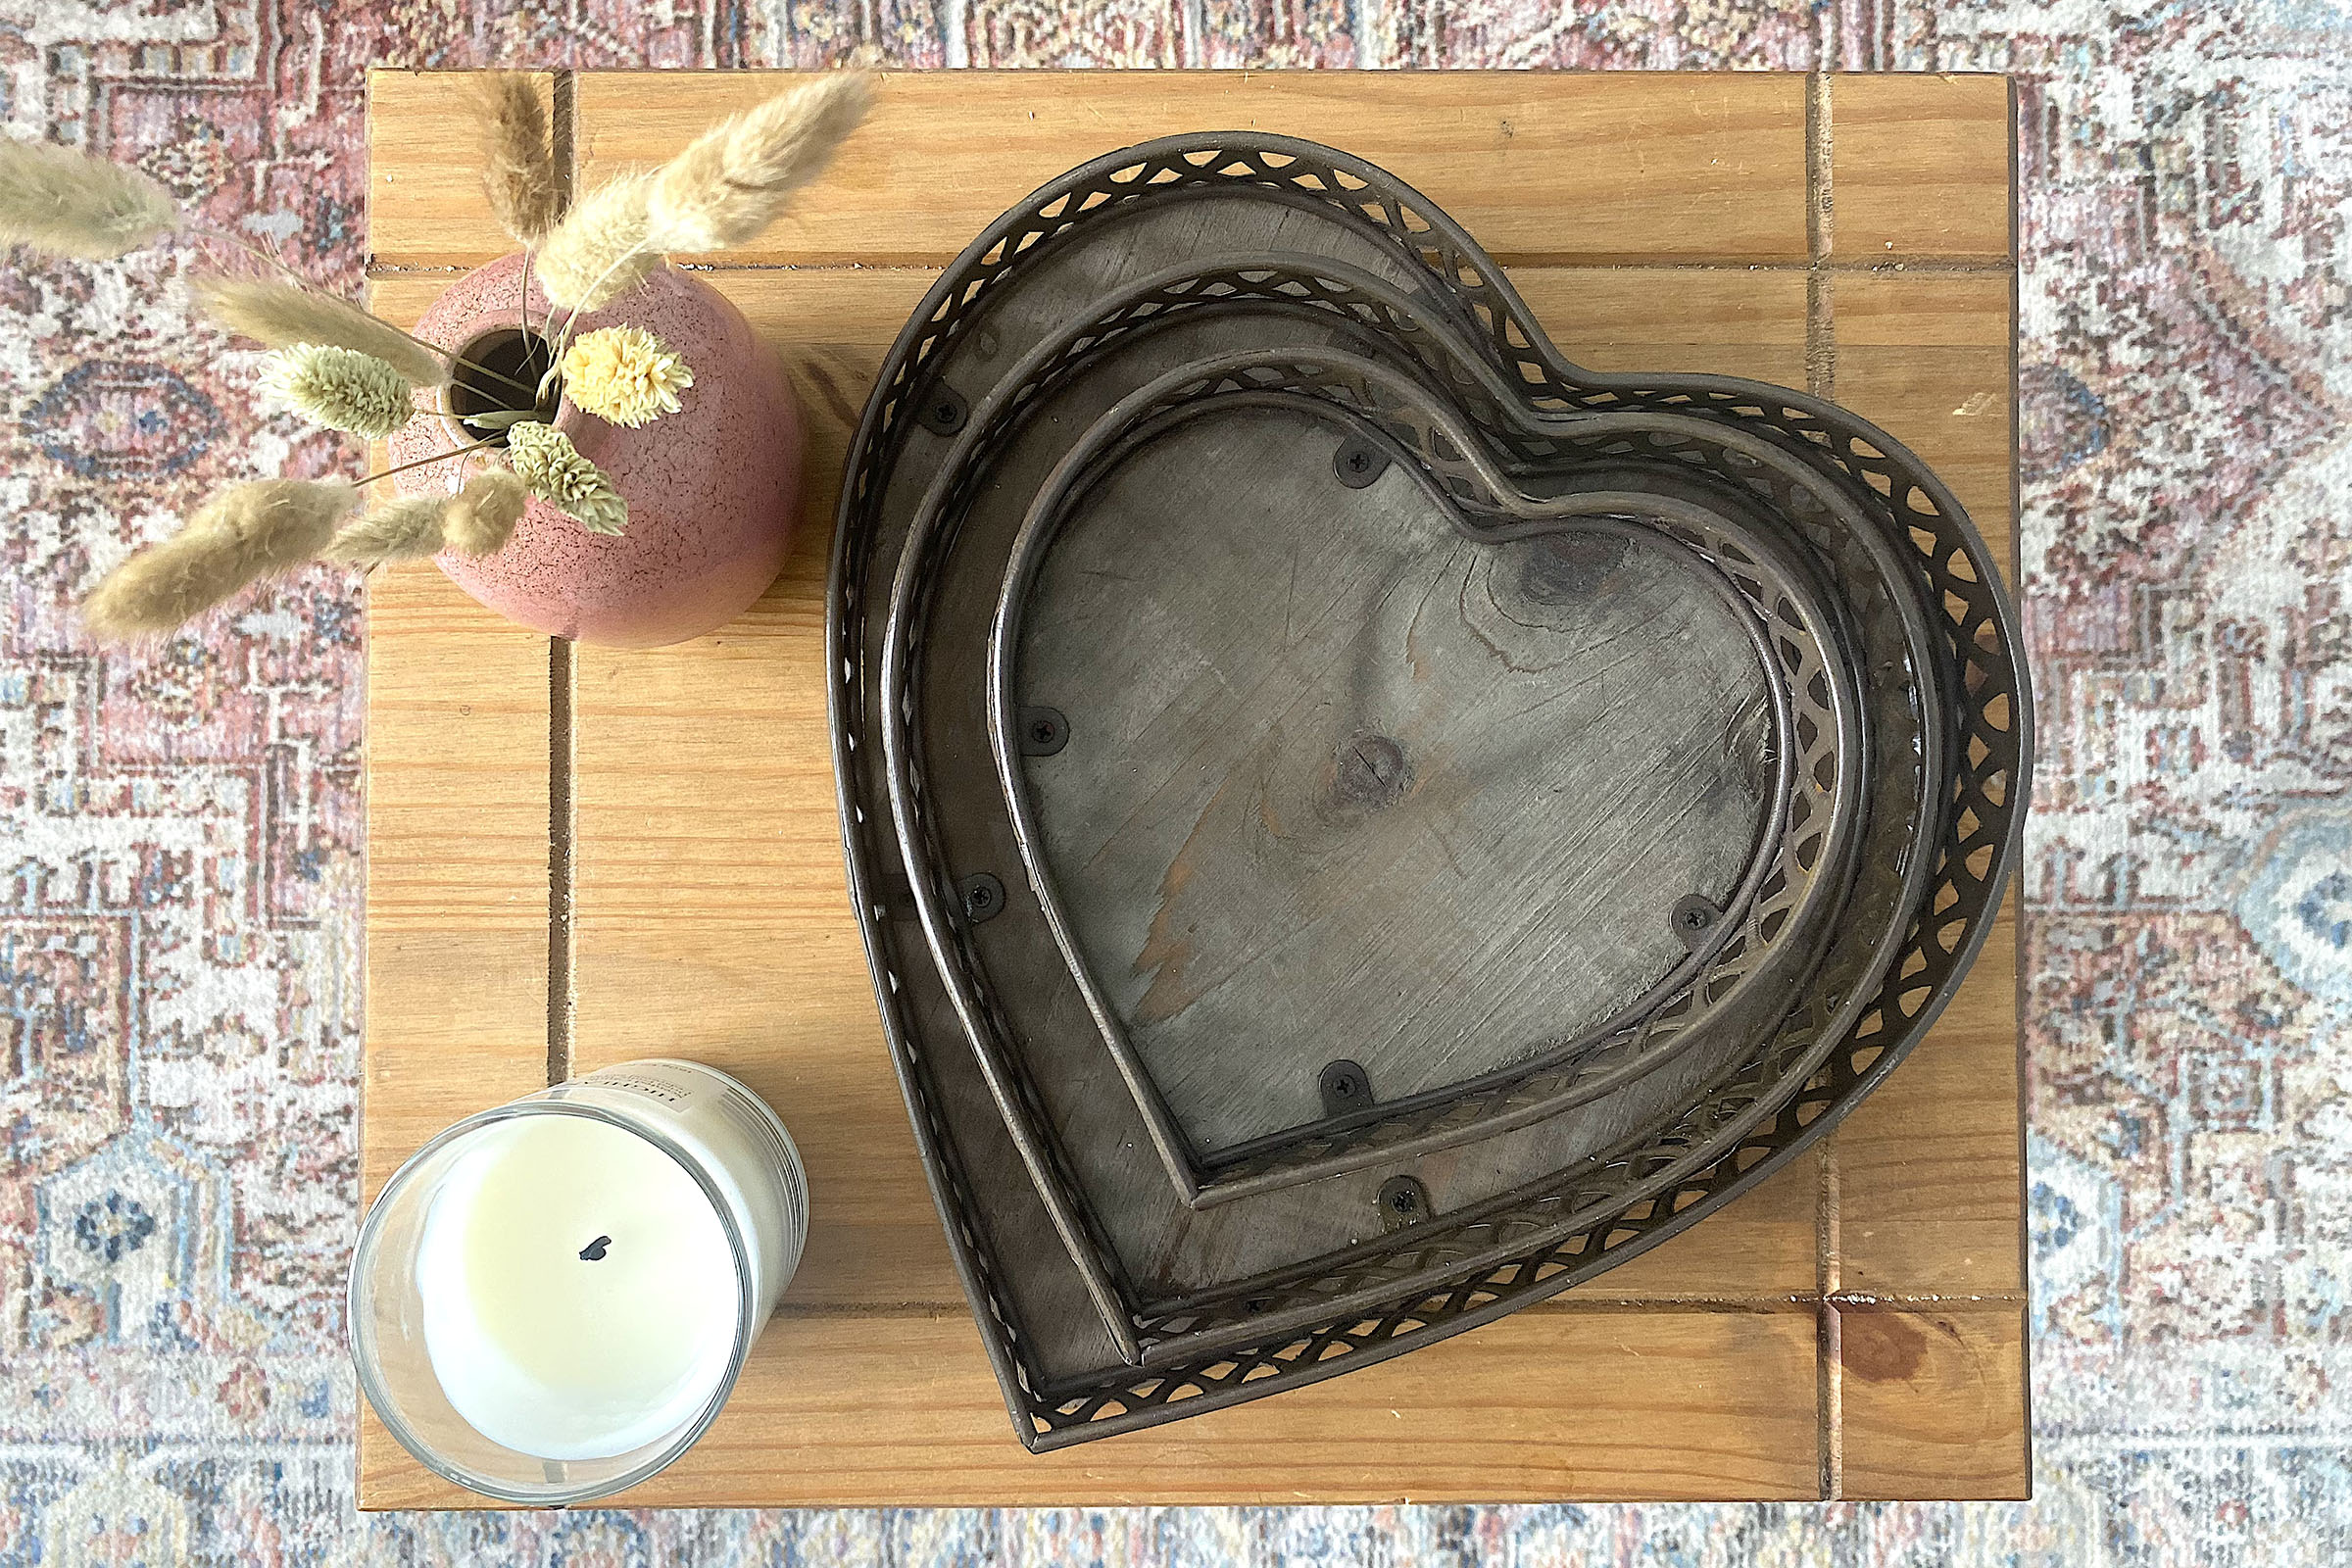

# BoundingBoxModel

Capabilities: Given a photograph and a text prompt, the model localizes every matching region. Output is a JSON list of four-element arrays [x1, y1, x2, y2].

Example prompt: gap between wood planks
[[757, 1291, 2028, 1321], [546, 70, 580, 1089], [362, 256, 2013, 280], [1806, 67, 1839, 1497]]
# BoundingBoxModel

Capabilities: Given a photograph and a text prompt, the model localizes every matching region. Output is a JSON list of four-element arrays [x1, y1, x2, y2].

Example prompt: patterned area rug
[[3, 3, 2347, 1564]]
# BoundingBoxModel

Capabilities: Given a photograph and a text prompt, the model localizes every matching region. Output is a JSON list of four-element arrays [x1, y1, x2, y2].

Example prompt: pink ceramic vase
[[389, 253, 802, 647]]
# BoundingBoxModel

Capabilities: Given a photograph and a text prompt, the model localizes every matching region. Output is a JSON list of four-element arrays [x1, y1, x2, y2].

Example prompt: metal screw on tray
[[1319, 1058, 1375, 1116], [957, 872, 1006, 924], [1017, 707, 1069, 757], [1671, 895, 1722, 951], [1333, 435, 1390, 488], [918, 384, 968, 435], [1377, 1176, 1430, 1230]]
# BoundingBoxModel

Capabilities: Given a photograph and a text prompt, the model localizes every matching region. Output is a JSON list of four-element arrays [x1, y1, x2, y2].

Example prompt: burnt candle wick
[[578, 1235, 612, 1262]]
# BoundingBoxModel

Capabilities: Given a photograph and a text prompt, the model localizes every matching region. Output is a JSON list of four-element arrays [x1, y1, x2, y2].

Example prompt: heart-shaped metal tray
[[827, 134, 2032, 1448]]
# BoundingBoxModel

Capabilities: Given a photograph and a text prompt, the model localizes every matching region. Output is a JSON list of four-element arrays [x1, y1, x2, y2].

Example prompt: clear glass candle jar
[[350, 1059, 808, 1505]]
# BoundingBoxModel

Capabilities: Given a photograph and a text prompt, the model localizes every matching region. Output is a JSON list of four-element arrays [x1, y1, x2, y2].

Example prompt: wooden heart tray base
[[362, 68, 2027, 1507]]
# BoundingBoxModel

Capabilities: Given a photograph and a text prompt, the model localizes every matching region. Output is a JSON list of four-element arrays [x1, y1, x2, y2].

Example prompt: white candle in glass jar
[[414, 1113, 741, 1460]]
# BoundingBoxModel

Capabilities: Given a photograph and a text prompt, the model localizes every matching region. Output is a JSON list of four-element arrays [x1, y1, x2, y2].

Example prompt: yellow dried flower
[[444, 468, 529, 556], [561, 325, 693, 428], [261, 344, 416, 438], [507, 420, 627, 536]]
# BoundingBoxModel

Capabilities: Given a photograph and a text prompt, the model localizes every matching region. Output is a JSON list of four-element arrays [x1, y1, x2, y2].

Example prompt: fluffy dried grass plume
[[82, 479, 357, 639], [535, 172, 657, 312], [472, 74, 563, 244], [323, 497, 449, 568], [444, 468, 528, 556], [194, 275, 450, 388], [646, 72, 870, 254], [261, 344, 416, 438], [0, 137, 180, 260], [507, 421, 627, 536], [562, 324, 693, 427]]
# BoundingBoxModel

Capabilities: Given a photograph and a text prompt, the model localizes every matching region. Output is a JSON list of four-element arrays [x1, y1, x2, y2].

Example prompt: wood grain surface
[[362, 67, 2027, 1507], [1015, 415, 1771, 1154]]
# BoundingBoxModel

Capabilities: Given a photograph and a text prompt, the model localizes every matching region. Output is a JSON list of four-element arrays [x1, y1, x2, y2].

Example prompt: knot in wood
[[1517, 532, 1625, 605], [1333, 733, 1411, 809]]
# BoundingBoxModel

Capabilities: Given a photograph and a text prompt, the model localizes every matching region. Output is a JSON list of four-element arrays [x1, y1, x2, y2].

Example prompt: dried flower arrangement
[[0, 70, 869, 640]]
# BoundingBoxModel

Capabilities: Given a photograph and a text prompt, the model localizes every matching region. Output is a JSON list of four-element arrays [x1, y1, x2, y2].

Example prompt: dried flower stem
[[357, 435, 506, 486], [195, 274, 542, 399], [535, 172, 658, 313]]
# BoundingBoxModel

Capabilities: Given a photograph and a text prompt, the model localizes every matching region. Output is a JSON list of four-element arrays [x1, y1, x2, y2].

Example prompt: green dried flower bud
[[506, 419, 627, 536], [260, 343, 416, 439]]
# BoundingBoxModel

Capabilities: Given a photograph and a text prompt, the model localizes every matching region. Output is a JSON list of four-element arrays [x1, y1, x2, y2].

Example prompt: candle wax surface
[[416, 1114, 741, 1460]]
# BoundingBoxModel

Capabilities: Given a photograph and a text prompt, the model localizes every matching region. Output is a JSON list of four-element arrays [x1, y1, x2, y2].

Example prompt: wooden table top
[[360, 67, 2028, 1508]]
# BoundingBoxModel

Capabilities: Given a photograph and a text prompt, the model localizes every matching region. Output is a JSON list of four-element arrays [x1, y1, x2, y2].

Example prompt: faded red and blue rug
[[3, 3, 2346, 1564]]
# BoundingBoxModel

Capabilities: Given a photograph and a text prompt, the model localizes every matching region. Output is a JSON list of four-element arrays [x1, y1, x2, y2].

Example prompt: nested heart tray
[[826, 134, 2033, 1449]]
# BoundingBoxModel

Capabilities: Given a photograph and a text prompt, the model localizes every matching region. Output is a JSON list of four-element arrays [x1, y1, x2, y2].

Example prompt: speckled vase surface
[[388, 252, 802, 647]]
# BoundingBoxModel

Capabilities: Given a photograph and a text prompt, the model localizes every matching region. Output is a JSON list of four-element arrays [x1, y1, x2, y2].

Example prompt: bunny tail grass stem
[[533, 172, 658, 313], [376, 322, 542, 399], [179, 221, 310, 284], [546, 241, 654, 374], [356, 435, 506, 486], [192, 274, 543, 399], [444, 353, 543, 400]]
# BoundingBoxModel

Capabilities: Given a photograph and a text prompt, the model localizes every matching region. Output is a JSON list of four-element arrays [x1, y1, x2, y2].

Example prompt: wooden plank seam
[[1805, 71, 1837, 403], [547, 70, 581, 1090], [1806, 69, 1839, 1498], [548, 635, 576, 1086]]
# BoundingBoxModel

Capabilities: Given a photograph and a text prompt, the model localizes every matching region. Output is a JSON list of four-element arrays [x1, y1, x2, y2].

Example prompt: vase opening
[[450, 326, 563, 447]]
